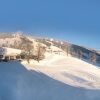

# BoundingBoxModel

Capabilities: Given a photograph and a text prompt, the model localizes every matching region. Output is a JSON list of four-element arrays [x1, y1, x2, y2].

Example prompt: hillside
[[0, 32, 100, 100], [22, 53, 100, 89], [0, 32, 100, 66], [0, 55, 100, 100]]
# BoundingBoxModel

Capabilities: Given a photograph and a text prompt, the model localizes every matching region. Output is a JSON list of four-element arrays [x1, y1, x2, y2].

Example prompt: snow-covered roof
[[0, 47, 22, 56]]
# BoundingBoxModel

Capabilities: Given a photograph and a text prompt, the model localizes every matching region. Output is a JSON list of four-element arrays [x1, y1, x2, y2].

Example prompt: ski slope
[[22, 54, 100, 89], [0, 52, 100, 100], [0, 61, 100, 100]]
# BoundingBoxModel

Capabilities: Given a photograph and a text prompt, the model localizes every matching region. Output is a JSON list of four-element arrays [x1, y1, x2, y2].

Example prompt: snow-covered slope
[[0, 32, 100, 66], [0, 33, 21, 47], [1, 33, 100, 100], [0, 60, 100, 100], [22, 54, 100, 89]]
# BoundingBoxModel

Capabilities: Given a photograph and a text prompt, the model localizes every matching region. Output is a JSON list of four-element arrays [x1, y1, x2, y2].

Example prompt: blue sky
[[0, 0, 100, 49]]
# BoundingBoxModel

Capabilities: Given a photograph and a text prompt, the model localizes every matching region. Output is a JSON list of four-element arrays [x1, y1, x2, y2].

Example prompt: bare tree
[[25, 43, 34, 63], [90, 52, 96, 64], [66, 46, 70, 56], [20, 36, 34, 63], [78, 49, 83, 59], [36, 43, 46, 62]]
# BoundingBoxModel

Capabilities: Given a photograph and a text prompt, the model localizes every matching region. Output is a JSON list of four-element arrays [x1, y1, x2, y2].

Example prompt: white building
[[0, 47, 22, 59]]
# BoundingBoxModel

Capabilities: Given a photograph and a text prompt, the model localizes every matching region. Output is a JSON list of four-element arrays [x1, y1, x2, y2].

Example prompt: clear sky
[[0, 0, 100, 49]]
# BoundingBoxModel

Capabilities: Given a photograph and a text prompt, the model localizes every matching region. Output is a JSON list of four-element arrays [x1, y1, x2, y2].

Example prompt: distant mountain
[[0, 32, 100, 66]]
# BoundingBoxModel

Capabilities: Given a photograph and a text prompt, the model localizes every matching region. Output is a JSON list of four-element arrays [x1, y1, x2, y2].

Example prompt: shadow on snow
[[0, 61, 100, 100]]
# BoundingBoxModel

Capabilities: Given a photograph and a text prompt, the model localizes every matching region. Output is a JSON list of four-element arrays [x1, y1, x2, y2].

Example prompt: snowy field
[[0, 54, 100, 100]]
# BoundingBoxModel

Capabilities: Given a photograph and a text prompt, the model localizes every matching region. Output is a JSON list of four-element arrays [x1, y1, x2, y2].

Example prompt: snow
[[0, 40, 100, 99], [46, 45, 67, 56], [22, 54, 100, 89], [0, 47, 22, 56], [50, 45, 62, 51], [0, 61, 100, 100], [0, 34, 21, 47]]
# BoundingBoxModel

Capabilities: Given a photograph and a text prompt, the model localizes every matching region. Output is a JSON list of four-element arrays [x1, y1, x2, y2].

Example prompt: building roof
[[0, 47, 22, 56]]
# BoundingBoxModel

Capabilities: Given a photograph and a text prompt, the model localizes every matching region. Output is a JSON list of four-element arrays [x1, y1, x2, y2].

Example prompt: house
[[0, 47, 22, 60]]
